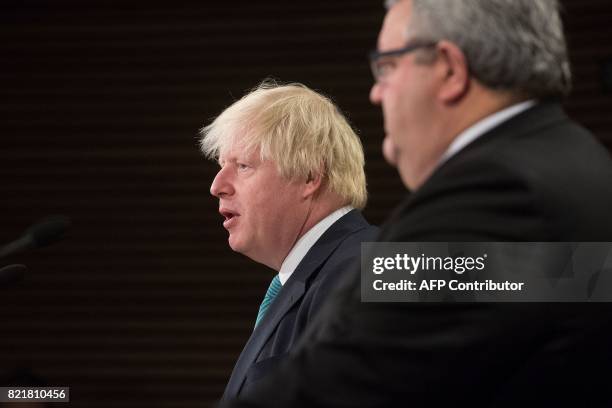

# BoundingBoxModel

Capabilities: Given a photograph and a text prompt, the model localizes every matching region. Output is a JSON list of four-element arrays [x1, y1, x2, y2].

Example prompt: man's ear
[[302, 172, 322, 199], [435, 40, 470, 103]]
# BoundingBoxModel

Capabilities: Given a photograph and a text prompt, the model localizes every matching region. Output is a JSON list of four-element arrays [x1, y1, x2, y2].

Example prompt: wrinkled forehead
[[217, 128, 261, 162]]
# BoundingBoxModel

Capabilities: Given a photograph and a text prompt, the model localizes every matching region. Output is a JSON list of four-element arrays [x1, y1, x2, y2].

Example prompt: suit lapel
[[223, 210, 370, 399], [222, 279, 306, 399]]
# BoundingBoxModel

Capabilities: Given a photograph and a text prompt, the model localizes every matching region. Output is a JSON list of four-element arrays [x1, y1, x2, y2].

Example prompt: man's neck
[[443, 87, 528, 146], [410, 86, 528, 190], [277, 205, 353, 284], [267, 193, 346, 271], [296, 193, 346, 244]]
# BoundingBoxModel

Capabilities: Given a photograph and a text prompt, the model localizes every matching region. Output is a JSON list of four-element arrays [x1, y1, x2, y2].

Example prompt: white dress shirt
[[278, 206, 353, 285]]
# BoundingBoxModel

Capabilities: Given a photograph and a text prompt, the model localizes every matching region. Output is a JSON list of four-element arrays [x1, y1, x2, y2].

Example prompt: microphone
[[0, 215, 71, 259], [0, 264, 26, 286]]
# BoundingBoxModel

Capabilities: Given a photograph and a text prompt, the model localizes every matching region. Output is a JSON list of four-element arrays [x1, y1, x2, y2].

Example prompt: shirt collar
[[438, 99, 537, 166], [278, 206, 353, 285]]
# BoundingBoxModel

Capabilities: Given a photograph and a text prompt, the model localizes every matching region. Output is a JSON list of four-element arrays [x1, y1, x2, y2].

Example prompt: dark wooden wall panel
[[563, 0, 612, 147], [0, 1, 610, 407]]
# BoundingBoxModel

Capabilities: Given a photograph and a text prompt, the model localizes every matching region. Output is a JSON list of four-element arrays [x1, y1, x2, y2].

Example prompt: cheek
[[245, 192, 277, 228], [267, 187, 304, 225], [382, 89, 406, 124]]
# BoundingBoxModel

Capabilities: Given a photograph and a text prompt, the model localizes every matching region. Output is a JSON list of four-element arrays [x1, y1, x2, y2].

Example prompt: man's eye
[[237, 163, 249, 171], [377, 60, 396, 77]]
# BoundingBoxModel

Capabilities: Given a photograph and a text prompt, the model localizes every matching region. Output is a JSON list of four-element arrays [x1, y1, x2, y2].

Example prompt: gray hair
[[386, 0, 571, 98]]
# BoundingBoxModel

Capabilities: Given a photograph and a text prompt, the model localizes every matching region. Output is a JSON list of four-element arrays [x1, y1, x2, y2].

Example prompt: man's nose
[[370, 82, 382, 105], [210, 167, 234, 198]]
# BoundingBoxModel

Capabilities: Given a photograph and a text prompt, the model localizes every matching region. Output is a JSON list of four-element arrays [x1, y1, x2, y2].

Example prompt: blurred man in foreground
[[222, 1, 612, 406], [201, 82, 378, 400]]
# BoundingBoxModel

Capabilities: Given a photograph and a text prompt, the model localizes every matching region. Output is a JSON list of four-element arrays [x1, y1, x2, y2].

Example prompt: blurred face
[[369, 0, 442, 190], [210, 141, 310, 270]]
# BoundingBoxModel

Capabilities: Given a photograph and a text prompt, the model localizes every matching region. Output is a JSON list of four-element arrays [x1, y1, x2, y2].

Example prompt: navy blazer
[[221, 210, 378, 400]]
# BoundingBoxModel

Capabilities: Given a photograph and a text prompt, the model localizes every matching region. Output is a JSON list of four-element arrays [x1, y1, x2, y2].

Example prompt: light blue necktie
[[255, 274, 282, 328]]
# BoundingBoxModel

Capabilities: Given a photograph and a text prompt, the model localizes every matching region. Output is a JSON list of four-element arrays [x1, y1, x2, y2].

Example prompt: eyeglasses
[[369, 42, 437, 82]]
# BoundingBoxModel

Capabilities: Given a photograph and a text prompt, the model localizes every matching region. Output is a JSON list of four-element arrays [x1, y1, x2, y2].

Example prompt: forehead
[[379, 0, 412, 49], [218, 138, 258, 161]]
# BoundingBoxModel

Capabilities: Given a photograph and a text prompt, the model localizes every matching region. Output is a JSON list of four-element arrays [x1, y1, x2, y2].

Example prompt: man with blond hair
[[200, 81, 378, 400]]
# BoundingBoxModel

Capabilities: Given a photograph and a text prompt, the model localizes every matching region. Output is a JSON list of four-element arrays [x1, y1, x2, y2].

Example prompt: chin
[[383, 151, 397, 167], [382, 137, 399, 166], [228, 236, 244, 253]]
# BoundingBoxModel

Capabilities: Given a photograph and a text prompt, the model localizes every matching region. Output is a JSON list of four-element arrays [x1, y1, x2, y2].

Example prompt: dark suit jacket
[[220, 210, 378, 400], [223, 103, 612, 407]]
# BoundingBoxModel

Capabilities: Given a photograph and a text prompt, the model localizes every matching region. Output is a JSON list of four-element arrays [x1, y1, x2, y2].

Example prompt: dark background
[[0, 1, 610, 407]]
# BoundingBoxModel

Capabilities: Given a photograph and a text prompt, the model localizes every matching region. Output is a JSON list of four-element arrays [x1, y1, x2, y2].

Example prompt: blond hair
[[200, 81, 367, 209]]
